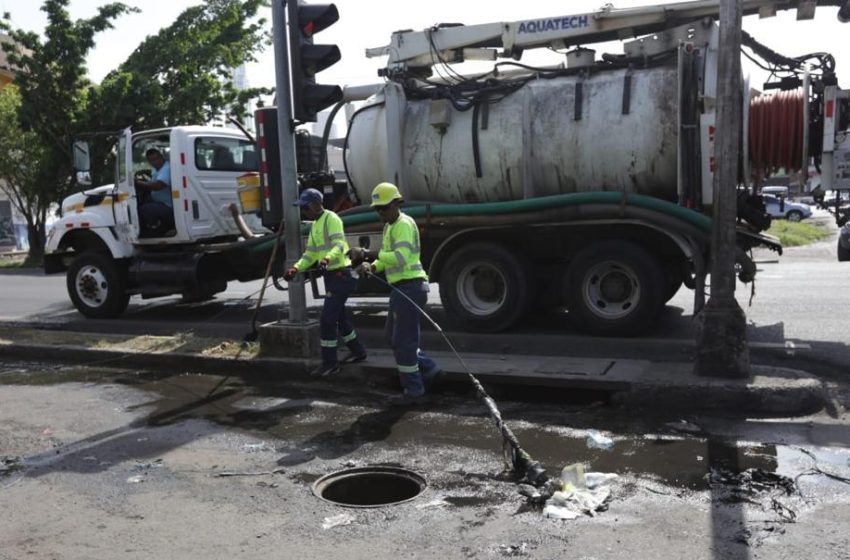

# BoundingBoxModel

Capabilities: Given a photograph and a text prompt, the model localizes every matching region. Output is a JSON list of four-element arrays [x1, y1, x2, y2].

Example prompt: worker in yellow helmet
[[284, 188, 367, 377], [353, 182, 441, 406]]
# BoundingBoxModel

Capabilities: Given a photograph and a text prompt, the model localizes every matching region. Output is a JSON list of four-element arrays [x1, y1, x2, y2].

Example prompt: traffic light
[[287, 1, 342, 123]]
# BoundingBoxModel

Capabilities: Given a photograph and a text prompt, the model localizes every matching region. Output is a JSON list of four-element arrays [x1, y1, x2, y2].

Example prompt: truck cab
[[45, 126, 268, 318], [115, 126, 260, 245]]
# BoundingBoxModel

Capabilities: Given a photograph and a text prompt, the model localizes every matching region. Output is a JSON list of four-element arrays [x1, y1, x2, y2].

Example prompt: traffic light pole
[[272, 0, 307, 323], [694, 0, 750, 378]]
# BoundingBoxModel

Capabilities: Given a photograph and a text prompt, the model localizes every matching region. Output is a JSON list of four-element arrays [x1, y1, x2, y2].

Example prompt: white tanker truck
[[293, 0, 849, 335], [48, 0, 850, 336]]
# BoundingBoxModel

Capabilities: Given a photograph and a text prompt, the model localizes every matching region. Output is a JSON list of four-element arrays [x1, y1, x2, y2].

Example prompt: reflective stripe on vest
[[383, 214, 427, 283]]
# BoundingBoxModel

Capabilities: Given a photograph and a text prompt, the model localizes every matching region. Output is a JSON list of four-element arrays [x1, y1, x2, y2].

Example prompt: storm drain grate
[[312, 466, 426, 508]]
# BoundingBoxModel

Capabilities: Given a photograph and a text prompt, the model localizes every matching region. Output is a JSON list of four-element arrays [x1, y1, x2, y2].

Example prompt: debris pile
[[519, 462, 618, 520]]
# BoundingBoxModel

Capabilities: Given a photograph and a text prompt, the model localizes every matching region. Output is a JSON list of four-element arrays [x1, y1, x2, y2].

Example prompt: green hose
[[339, 192, 712, 232], [247, 192, 711, 253]]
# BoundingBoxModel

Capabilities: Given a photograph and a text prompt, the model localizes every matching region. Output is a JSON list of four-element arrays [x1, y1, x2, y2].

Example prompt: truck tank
[[346, 66, 680, 204]]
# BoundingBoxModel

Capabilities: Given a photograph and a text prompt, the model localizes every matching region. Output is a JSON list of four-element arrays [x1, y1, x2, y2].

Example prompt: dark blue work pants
[[320, 268, 366, 367], [385, 279, 439, 397]]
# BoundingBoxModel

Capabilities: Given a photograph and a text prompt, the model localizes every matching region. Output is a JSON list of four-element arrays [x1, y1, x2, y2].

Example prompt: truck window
[[195, 137, 257, 172], [132, 136, 171, 175]]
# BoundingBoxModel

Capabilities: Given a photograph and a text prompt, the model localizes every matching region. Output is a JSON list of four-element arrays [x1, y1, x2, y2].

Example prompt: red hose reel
[[748, 89, 805, 175]]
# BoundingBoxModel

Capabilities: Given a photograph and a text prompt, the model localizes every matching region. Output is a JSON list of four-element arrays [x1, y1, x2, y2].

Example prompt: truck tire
[[785, 210, 803, 222], [838, 240, 850, 262], [67, 252, 130, 319], [439, 243, 530, 332], [566, 241, 665, 336]]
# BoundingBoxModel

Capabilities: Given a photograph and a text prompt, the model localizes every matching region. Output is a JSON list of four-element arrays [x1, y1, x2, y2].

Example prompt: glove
[[283, 266, 298, 281], [318, 257, 330, 271], [348, 247, 365, 264], [356, 262, 373, 276]]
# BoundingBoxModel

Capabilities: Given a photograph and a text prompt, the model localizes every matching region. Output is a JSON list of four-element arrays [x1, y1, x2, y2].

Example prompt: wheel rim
[[75, 265, 109, 308], [581, 260, 640, 320], [787, 212, 802, 222], [455, 261, 507, 316]]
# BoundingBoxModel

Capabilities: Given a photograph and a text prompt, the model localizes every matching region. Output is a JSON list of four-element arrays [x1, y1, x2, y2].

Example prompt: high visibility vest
[[293, 210, 351, 272], [372, 212, 428, 284]]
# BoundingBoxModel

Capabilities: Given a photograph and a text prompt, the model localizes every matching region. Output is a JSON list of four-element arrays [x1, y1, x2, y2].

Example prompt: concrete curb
[[614, 364, 826, 415], [0, 338, 826, 416], [0, 340, 312, 379]]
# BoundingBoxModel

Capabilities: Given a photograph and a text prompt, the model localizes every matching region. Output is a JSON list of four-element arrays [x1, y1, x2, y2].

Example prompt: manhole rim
[[311, 465, 427, 508]]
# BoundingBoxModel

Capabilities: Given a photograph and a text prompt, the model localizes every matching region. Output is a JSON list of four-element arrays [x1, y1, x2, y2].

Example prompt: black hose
[[243, 216, 286, 343], [472, 101, 483, 178], [318, 100, 346, 172], [364, 271, 548, 486], [343, 101, 385, 202]]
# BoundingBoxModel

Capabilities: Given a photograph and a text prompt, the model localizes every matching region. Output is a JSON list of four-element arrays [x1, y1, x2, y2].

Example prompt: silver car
[[762, 194, 812, 222]]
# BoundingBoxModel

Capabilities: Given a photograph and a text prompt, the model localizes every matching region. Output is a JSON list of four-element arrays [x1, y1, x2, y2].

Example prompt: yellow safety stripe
[[342, 331, 357, 343], [320, 339, 338, 348], [397, 364, 420, 374]]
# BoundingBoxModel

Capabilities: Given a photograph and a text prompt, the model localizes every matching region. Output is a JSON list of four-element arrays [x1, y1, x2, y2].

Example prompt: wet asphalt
[[2, 359, 850, 559]]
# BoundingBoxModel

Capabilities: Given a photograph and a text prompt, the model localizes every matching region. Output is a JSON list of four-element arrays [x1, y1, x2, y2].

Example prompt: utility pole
[[695, 0, 750, 378], [272, 0, 307, 324]]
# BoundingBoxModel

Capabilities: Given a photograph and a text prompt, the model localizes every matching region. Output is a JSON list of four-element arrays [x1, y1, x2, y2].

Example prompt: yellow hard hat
[[370, 182, 403, 207]]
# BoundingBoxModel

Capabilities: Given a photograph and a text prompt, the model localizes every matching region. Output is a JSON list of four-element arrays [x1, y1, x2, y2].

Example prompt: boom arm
[[367, 0, 850, 74]]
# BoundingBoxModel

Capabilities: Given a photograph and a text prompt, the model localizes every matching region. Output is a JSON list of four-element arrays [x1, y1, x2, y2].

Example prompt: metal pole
[[272, 0, 307, 323], [694, 0, 750, 378]]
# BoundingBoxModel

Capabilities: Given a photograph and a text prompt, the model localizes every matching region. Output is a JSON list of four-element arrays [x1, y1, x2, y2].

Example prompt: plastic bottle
[[560, 462, 585, 492]]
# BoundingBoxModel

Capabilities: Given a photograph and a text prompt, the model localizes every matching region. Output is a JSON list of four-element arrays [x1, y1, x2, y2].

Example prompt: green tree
[[0, 85, 47, 264], [0, 0, 136, 260], [84, 0, 271, 185]]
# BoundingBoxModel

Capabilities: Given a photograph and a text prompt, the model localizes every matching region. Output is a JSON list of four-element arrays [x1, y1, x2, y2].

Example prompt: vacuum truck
[[47, 0, 850, 338], [271, 0, 848, 335]]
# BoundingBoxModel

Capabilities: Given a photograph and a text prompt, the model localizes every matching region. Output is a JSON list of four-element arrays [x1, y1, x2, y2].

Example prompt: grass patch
[[0, 326, 259, 360], [767, 220, 831, 247], [0, 255, 27, 269]]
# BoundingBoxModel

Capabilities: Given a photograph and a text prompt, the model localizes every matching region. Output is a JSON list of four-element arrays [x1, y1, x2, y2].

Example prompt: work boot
[[422, 367, 444, 389], [340, 351, 368, 365], [310, 363, 340, 377], [385, 391, 430, 407]]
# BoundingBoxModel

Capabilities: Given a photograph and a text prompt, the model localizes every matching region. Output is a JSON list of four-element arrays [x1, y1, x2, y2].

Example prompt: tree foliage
[[83, 0, 271, 185], [0, 85, 47, 261], [0, 0, 272, 254], [87, 0, 270, 130], [0, 0, 135, 259]]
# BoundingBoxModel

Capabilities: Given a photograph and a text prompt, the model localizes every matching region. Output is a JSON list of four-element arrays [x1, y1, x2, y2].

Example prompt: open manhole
[[312, 466, 426, 508]]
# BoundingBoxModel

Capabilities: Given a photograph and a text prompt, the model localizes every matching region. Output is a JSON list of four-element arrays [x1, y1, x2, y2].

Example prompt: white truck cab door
[[113, 127, 139, 243]]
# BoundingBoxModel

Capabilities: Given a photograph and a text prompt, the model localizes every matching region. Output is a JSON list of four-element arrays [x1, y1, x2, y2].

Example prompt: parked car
[[839, 222, 850, 262], [762, 193, 812, 222], [760, 185, 790, 197]]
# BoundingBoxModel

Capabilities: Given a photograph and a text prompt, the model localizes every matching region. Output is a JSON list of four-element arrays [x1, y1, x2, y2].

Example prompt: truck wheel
[[785, 210, 803, 222], [838, 240, 850, 262], [67, 252, 130, 319], [439, 243, 530, 332], [566, 241, 665, 336]]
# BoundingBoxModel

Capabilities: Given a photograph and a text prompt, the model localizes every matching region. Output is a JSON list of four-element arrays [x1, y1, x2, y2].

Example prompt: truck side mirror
[[73, 140, 92, 186]]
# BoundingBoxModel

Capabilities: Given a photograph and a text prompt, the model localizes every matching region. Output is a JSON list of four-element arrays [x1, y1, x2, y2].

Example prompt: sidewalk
[[0, 324, 824, 415]]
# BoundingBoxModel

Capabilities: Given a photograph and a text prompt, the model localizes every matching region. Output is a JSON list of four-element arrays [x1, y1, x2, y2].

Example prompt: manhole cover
[[312, 466, 426, 508]]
